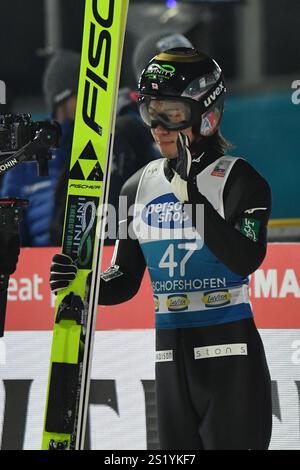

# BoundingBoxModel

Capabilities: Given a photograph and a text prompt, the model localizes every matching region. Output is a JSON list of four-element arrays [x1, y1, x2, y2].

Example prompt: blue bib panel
[[134, 158, 253, 329]]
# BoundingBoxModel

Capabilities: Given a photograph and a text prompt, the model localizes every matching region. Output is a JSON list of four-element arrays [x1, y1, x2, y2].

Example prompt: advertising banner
[[5, 243, 300, 331], [0, 244, 300, 449]]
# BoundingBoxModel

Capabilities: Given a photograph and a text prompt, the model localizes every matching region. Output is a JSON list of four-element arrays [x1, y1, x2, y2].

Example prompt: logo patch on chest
[[142, 193, 191, 229]]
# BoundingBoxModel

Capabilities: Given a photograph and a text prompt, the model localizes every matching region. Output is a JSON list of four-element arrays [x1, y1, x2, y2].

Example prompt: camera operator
[[0, 49, 80, 247], [0, 115, 60, 337]]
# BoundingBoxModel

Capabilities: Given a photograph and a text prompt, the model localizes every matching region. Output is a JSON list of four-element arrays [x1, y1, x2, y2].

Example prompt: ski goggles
[[138, 96, 195, 131]]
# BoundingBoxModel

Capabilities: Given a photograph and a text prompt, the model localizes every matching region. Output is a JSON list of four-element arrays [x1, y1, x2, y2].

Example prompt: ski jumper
[[99, 141, 273, 450]]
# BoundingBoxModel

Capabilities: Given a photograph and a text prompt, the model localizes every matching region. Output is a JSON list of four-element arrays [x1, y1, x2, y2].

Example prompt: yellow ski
[[42, 0, 129, 450]]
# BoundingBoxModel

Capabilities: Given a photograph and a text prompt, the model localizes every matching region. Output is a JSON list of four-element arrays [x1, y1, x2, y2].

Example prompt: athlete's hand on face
[[50, 253, 78, 294], [169, 132, 192, 202]]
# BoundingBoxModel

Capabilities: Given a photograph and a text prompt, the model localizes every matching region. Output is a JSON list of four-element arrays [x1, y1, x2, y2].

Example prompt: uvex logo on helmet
[[204, 81, 225, 109]]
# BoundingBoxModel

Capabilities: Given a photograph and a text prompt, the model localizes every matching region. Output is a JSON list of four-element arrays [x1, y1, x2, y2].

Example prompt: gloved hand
[[50, 253, 78, 294], [0, 233, 20, 276], [169, 132, 192, 202]]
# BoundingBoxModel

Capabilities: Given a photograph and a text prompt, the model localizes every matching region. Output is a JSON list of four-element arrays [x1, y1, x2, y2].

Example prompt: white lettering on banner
[[253, 269, 300, 298], [8, 275, 43, 301], [291, 340, 300, 365], [279, 269, 300, 298], [254, 269, 277, 298], [269, 378, 300, 450], [0, 330, 300, 449]]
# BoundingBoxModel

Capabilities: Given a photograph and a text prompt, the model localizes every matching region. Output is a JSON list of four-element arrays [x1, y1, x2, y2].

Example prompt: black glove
[[169, 132, 192, 202], [0, 233, 20, 276], [50, 253, 78, 294]]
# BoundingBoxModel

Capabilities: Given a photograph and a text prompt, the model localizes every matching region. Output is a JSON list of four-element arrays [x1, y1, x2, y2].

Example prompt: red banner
[[248, 243, 300, 328], [4, 243, 300, 330]]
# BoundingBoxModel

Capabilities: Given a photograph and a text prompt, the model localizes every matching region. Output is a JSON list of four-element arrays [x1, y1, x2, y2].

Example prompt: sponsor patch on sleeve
[[240, 218, 261, 242]]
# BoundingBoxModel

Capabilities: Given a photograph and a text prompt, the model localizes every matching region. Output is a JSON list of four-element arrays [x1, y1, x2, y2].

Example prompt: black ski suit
[[98, 138, 273, 450]]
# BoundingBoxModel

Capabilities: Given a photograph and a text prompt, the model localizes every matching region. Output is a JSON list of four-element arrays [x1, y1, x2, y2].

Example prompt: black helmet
[[138, 47, 226, 136]]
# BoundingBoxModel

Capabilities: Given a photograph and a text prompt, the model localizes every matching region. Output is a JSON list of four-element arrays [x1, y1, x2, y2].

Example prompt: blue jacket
[[0, 120, 73, 246]]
